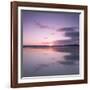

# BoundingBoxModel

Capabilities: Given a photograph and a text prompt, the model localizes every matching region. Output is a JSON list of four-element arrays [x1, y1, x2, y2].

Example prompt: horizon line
[[23, 44, 79, 47]]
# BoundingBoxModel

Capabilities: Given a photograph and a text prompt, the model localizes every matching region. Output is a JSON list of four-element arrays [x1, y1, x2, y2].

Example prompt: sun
[[48, 43, 53, 46]]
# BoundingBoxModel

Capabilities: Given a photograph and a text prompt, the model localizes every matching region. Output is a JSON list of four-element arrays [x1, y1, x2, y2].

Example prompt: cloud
[[44, 37, 48, 39], [53, 32, 79, 45], [57, 27, 79, 32], [34, 21, 79, 33], [34, 21, 54, 29], [53, 26, 79, 45], [50, 33, 55, 35], [53, 39, 78, 45], [34, 21, 79, 45], [65, 31, 79, 37]]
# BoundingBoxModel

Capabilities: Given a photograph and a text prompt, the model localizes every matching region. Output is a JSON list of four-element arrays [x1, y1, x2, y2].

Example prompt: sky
[[21, 10, 80, 46]]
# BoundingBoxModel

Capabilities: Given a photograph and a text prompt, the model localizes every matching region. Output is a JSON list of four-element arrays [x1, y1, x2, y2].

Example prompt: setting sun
[[48, 43, 53, 46]]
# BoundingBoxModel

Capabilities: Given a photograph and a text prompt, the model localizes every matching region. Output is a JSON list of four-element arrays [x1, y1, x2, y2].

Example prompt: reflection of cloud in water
[[34, 46, 79, 72], [51, 57, 57, 60], [51, 46, 79, 53], [57, 58, 79, 65], [32, 46, 79, 73], [56, 46, 79, 66], [65, 54, 79, 60], [57, 60, 76, 65], [22, 45, 79, 77], [32, 64, 49, 73]]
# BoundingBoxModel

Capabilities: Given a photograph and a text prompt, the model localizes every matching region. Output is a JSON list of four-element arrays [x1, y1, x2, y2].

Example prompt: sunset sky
[[21, 10, 80, 46]]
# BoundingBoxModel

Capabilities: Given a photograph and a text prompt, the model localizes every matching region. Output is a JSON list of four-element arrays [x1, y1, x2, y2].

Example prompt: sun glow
[[48, 43, 53, 46]]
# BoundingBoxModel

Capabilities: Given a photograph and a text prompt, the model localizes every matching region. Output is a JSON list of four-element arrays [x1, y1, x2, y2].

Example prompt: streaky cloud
[[34, 21, 55, 29], [57, 27, 79, 32], [65, 31, 79, 38], [53, 39, 79, 45]]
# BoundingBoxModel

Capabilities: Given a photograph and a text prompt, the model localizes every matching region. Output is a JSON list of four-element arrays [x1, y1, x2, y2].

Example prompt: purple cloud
[[57, 27, 79, 32], [53, 39, 79, 45], [35, 21, 55, 29], [53, 26, 79, 45]]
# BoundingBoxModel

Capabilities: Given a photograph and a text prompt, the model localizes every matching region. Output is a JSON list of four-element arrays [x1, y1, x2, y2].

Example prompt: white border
[[18, 6, 84, 83]]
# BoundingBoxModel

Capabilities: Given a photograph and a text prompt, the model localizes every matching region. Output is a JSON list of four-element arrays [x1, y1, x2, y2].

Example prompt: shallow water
[[22, 46, 79, 77]]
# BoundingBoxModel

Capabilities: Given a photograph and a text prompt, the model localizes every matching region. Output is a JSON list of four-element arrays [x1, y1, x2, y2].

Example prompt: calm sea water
[[22, 46, 79, 77]]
